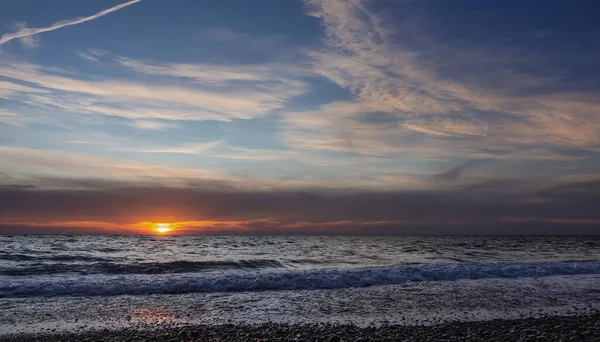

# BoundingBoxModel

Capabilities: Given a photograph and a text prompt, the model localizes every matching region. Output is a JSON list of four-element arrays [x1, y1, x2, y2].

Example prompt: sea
[[1, 235, 600, 334]]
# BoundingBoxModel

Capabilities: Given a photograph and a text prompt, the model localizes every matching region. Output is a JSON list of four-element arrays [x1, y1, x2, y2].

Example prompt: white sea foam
[[1, 260, 599, 298]]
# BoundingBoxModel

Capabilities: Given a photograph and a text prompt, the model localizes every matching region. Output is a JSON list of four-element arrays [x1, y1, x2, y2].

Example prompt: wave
[[0, 259, 286, 276], [1, 260, 599, 298], [0, 253, 116, 263]]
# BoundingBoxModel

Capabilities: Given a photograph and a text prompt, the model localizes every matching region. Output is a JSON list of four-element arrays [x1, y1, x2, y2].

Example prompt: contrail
[[0, 0, 142, 45]]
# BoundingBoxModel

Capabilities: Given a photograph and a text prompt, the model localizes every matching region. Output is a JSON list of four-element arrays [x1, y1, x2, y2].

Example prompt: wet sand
[[2, 311, 599, 342]]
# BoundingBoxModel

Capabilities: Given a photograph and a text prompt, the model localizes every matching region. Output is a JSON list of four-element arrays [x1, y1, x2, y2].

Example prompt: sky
[[0, 0, 599, 235]]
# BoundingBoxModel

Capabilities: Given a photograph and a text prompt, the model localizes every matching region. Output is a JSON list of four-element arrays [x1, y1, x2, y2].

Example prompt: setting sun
[[154, 223, 173, 234]]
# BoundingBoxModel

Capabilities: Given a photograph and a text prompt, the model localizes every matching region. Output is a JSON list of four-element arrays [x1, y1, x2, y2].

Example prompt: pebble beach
[[2, 311, 600, 342]]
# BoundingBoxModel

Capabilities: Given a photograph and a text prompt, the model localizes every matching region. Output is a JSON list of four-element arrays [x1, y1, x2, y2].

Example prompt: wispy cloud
[[76, 49, 108, 63], [130, 120, 179, 130], [0, 146, 420, 191], [112, 55, 310, 98], [0, 0, 141, 46], [0, 109, 24, 126], [115, 56, 293, 86], [207, 147, 295, 161], [287, 0, 600, 164], [0, 80, 49, 99], [120, 140, 222, 154], [0, 56, 308, 123], [8, 22, 39, 49], [0, 146, 224, 183]]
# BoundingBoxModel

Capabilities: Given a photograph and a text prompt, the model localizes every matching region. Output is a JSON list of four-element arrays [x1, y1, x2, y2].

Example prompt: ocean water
[[1, 235, 600, 333]]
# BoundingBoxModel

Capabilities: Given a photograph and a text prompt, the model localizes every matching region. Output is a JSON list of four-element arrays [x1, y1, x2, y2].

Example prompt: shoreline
[[2, 311, 599, 342]]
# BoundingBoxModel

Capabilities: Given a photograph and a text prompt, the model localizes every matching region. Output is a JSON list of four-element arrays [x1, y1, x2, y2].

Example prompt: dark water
[[1, 235, 600, 297]]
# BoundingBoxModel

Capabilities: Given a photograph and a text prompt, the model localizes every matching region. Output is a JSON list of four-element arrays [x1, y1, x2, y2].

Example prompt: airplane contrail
[[0, 0, 142, 46]]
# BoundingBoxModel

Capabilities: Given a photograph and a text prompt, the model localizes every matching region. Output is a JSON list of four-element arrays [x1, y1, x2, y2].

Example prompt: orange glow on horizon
[[153, 223, 174, 234], [129, 220, 251, 234]]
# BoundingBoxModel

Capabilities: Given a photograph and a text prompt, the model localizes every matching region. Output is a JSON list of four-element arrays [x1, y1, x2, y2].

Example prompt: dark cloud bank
[[0, 176, 599, 235]]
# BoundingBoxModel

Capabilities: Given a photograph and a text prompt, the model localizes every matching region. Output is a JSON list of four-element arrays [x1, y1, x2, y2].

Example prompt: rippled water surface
[[2, 235, 600, 333], [2, 235, 600, 276]]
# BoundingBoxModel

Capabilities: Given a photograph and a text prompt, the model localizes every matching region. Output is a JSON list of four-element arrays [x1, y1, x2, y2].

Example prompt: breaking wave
[[1, 260, 599, 298]]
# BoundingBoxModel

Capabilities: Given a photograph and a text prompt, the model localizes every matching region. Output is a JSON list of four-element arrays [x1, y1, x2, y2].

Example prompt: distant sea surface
[[2, 235, 600, 333]]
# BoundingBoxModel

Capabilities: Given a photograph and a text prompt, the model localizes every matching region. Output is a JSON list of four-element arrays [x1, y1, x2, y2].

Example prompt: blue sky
[[0, 0, 599, 234]]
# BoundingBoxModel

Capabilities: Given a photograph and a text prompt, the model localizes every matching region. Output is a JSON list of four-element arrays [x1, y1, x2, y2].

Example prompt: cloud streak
[[0, 0, 141, 46], [0, 146, 226, 184], [121, 140, 223, 154]]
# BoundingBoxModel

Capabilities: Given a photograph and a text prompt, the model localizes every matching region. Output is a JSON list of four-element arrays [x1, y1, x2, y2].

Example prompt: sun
[[154, 223, 173, 234]]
